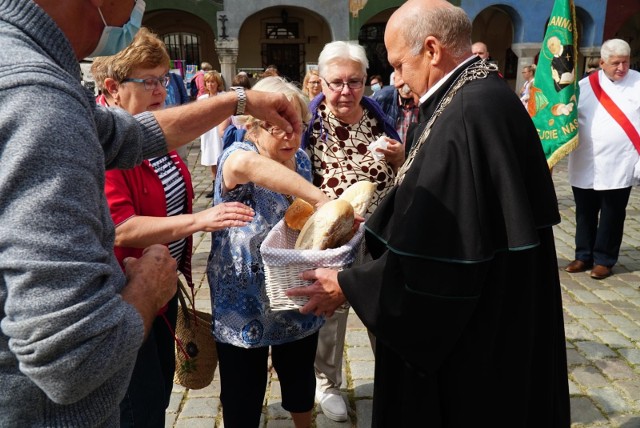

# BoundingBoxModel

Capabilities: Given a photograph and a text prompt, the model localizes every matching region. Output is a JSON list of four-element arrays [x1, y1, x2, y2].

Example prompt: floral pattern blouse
[[207, 142, 324, 348], [306, 103, 396, 217]]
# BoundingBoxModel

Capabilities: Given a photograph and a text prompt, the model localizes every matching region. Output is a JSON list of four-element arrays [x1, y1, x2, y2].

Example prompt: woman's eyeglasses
[[260, 122, 292, 139], [322, 77, 364, 92], [260, 122, 308, 138], [122, 74, 171, 91]]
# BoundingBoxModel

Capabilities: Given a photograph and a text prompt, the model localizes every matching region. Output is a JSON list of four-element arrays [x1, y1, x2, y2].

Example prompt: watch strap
[[231, 86, 246, 115]]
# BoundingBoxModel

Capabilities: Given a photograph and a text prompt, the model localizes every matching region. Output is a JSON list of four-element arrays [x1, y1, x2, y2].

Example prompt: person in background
[[373, 72, 420, 145], [261, 64, 281, 78], [93, 28, 255, 426], [519, 63, 536, 107], [565, 39, 640, 280], [583, 56, 600, 77], [222, 72, 253, 150], [190, 61, 213, 99], [207, 77, 329, 428], [232, 71, 252, 90], [289, 1, 569, 426], [165, 71, 188, 108], [302, 69, 322, 102], [0, 0, 303, 425], [165, 71, 191, 165], [301, 41, 403, 423], [199, 70, 229, 198], [472, 41, 490, 59], [369, 74, 383, 95]]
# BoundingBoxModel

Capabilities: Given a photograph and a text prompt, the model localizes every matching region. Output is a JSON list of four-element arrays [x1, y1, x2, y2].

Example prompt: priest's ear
[[423, 36, 443, 65]]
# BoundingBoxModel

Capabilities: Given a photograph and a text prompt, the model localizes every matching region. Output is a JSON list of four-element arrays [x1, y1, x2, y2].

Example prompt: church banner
[[527, 0, 579, 168]]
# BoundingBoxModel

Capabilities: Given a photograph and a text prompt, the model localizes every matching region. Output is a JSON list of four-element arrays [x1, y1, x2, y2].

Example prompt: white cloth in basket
[[260, 219, 365, 311]]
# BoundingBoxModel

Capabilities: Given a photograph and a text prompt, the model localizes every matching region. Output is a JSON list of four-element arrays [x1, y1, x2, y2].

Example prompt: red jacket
[[104, 153, 194, 288]]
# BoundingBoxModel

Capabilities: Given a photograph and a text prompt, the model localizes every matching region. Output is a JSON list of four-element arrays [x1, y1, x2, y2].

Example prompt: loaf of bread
[[338, 181, 376, 217], [284, 198, 315, 231], [294, 199, 355, 250]]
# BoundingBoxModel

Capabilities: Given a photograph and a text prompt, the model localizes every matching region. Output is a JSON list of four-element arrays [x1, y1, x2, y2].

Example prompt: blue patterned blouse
[[208, 142, 324, 348]]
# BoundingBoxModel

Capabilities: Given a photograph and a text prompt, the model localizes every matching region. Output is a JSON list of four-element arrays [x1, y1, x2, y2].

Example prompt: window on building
[[262, 13, 305, 83], [163, 33, 200, 66]]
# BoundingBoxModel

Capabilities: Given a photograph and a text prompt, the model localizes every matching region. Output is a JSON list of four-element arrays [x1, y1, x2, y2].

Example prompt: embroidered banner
[[528, 0, 579, 168]]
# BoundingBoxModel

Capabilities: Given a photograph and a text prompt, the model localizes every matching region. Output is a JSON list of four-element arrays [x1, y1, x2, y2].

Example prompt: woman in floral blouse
[[207, 77, 329, 427]]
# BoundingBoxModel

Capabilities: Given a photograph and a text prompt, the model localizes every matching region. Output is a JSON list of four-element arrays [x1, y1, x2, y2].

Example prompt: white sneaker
[[315, 389, 348, 422]]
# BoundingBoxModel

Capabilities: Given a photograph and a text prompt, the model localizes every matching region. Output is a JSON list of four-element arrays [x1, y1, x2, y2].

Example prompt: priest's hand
[[287, 268, 346, 317]]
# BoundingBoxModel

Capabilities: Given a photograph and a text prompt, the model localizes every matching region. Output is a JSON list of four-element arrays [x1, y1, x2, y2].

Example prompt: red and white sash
[[589, 72, 640, 154]]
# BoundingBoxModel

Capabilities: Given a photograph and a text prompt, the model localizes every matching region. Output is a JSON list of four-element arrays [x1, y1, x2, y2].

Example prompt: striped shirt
[[149, 154, 187, 263]]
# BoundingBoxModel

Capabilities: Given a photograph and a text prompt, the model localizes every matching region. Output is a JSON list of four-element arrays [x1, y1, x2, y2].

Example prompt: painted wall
[[462, 0, 604, 47]]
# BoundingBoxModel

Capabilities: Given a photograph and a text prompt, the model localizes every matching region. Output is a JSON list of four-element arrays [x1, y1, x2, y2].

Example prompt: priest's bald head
[[384, 0, 472, 98]]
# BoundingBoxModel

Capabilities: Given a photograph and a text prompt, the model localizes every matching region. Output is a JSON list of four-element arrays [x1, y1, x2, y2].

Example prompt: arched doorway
[[143, 10, 219, 73], [472, 6, 516, 87], [236, 7, 331, 84]]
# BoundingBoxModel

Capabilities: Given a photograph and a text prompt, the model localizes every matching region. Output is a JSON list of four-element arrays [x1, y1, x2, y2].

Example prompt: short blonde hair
[[203, 71, 225, 92], [302, 69, 320, 96], [92, 27, 170, 84], [239, 76, 310, 128]]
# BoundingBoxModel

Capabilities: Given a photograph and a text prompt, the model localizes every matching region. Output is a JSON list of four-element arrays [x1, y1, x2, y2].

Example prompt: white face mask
[[371, 83, 381, 92], [88, 0, 146, 57]]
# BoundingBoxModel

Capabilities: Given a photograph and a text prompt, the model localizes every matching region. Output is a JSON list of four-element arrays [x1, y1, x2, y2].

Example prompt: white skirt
[[198, 93, 223, 166], [200, 125, 222, 166]]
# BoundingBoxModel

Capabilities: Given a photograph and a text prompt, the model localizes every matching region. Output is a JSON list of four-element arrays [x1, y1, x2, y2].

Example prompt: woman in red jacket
[[92, 28, 254, 427]]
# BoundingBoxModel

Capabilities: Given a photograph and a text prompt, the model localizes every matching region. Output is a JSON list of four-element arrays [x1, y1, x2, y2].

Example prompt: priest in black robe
[[288, 0, 570, 426]]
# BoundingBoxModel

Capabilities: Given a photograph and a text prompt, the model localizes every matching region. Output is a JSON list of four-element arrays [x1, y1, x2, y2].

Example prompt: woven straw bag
[[173, 281, 218, 389], [260, 219, 365, 311]]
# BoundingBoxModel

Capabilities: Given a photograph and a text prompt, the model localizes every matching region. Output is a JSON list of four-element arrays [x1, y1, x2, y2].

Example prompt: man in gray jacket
[[0, 0, 301, 426]]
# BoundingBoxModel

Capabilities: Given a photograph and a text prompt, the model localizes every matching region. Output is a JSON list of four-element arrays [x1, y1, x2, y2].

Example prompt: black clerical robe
[[338, 58, 570, 427]]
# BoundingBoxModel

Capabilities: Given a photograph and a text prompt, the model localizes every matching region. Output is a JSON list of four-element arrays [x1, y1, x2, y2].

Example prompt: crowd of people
[[2, 0, 639, 427]]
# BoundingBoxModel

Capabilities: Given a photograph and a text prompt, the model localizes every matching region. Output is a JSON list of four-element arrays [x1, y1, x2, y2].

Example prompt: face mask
[[400, 84, 412, 96], [89, 0, 146, 57], [371, 83, 381, 92]]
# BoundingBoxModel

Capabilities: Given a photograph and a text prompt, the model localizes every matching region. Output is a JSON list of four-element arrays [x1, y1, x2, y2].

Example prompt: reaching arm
[[114, 202, 254, 248], [154, 90, 302, 151], [223, 150, 328, 207]]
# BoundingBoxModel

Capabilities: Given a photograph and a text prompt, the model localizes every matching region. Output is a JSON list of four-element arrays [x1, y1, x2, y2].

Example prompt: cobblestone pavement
[[166, 141, 640, 428]]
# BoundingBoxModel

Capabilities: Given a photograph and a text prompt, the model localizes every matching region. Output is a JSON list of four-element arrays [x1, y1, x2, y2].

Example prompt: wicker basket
[[260, 219, 365, 311]]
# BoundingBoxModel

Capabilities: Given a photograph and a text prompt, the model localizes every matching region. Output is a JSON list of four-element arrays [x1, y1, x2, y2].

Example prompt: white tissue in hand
[[368, 137, 388, 161]]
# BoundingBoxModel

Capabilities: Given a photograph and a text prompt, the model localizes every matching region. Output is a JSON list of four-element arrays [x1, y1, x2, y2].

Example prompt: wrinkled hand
[[377, 137, 405, 171], [246, 90, 303, 135], [286, 268, 346, 317], [194, 202, 254, 232], [122, 244, 177, 316]]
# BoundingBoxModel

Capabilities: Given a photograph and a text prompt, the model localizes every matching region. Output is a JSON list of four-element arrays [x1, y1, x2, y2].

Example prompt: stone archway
[[471, 6, 517, 88], [143, 10, 219, 71], [215, 2, 349, 85]]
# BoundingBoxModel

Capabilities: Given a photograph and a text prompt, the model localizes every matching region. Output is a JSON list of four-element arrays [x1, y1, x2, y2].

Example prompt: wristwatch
[[231, 86, 246, 115]]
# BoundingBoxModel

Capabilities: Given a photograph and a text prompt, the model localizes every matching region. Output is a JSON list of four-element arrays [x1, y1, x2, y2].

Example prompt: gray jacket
[[0, 0, 167, 425]]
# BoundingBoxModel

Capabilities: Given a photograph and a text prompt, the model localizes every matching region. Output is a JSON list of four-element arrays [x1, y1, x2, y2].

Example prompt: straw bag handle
[[176, 279, 201, 328]]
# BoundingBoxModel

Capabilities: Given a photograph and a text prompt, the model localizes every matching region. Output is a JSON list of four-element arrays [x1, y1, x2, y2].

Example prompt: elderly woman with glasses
[[207, 76, 329, 427], [302, 68, 322, 101], [300, 40, 404, 422], [92, 28, 255, 427]]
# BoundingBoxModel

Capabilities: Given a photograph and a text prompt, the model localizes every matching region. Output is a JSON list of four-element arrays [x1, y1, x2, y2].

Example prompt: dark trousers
[[572, 186, 631, 267], [216, 331, 319, 428], [120, 293, 178, 428]]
